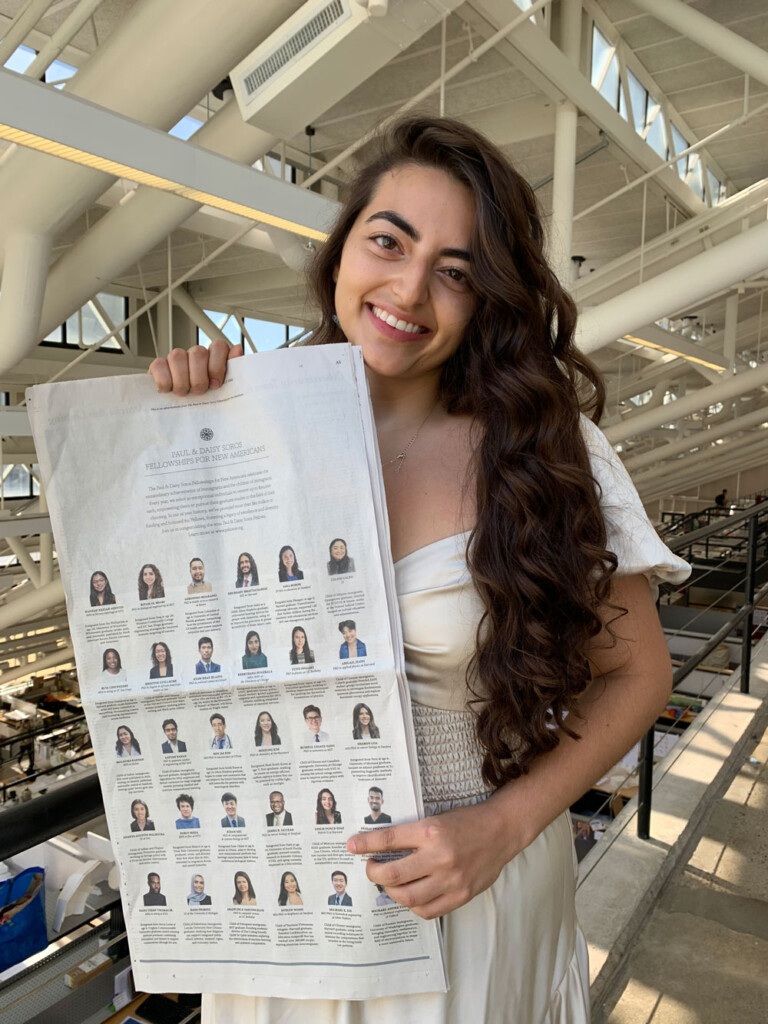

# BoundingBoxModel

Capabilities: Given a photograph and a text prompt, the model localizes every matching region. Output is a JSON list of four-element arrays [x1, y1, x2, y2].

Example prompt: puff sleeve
[[581, 416, 691, 592]]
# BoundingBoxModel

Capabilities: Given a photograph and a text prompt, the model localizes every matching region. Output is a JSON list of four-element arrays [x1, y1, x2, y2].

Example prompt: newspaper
[[27, 344, 446, 1000]]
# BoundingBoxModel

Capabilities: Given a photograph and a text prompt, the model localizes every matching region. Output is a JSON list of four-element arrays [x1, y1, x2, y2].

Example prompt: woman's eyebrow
[[365, 210, 471, 261]]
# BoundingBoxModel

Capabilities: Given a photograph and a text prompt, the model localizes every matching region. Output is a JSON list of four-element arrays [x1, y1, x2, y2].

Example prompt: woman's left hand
[[346, 800, 519, 919]]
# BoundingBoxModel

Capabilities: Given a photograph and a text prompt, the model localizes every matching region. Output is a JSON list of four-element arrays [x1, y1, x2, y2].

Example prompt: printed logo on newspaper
[[200, 428, 214, 441]]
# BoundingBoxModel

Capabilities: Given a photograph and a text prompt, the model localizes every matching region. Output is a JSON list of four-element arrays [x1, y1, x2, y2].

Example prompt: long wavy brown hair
[[307, 115, 618, 787]]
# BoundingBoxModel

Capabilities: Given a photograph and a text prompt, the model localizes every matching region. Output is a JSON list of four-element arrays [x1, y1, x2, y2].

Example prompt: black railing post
[[637, 725, 655, 840], [741, 513, 758, 694]]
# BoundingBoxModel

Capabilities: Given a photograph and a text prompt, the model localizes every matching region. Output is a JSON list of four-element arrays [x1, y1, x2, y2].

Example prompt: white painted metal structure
[[0, 0, 767, 682]]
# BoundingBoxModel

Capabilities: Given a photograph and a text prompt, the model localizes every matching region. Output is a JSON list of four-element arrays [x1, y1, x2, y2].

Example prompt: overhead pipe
[[24, 0, 104, 80], [624, 405, 768, 472], [0, 0, 53, 65], [0, 576, 63, 632], [631, 0, 768, 92], [0, 231, 51, 376], [0, 644, 74, 687], [35, 101, 278, 341], [576, 219, 768, 355], [631, 432, 768, 489], [604, 359, 768, 444]]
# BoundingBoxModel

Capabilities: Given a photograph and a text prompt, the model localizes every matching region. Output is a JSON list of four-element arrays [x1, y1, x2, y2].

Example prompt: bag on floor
[[0, 866, 48, 972]]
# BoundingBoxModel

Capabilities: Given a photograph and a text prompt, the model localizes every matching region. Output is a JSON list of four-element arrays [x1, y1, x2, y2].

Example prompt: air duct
[[232, 0, 464, 135]]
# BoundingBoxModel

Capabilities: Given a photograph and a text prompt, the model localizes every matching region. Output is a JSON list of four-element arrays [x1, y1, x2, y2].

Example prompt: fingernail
[[210, 379, 221, 389], [346, 838, 357, 853]]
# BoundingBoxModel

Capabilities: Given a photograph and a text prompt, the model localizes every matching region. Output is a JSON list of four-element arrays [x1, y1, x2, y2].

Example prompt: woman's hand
[[148, 339, 243, 395], [347, 800, 520, 920]]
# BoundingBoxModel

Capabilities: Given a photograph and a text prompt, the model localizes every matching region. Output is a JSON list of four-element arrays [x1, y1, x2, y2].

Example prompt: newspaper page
[[27, 344, 447, 1000]]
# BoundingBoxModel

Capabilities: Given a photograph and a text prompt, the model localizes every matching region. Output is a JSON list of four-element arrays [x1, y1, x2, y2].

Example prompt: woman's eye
[[372, 233, 399, 251], [442, 267, 468, 285]]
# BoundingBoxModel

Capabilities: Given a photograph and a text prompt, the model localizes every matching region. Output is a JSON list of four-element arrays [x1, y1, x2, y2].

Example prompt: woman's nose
[[392, 258, 430, 308]]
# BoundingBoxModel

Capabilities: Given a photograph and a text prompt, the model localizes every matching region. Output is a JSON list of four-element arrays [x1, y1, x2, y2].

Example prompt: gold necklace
[[384, 403, 438, 473]]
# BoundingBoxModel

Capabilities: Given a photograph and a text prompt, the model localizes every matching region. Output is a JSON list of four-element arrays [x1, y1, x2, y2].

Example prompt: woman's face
[[193, 875, 205, 893], [134, 802, 147, 822], [333, 164, 477, 385], [282, 549, 295, 571], [92, 573, 106, 592], [359, 707, 371, 727], [236, 874, 249, 893], [154, 644, 166, 663], [331, 540, 346, 562], [117, 727, 131, 746], [321, 791, 334, 812], [258, 713, 273, 733], [142, 566, 156, 586], [248, 635, 260, 654], [342, 625, 357, 644], [106, 650, 119, 671], [239, 555, 252, 575], [293, 629, 305, 651], [284, 874, 297, 893]]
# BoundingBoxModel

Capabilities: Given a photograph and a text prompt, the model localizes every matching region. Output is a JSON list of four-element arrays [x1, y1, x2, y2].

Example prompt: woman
[[277, 871, 303, 907], [242, 631, 268, 669], [102, 648, 126, 682], [254, 711, 281, 747], [115, 725, 140, 758], [138, 563, 164, 600], [315, 788, 342, 826], [187, 874, 212, 906], [277, 545, 304, 582], [338, 620, 367, 659], [233, 871, 257, 906], [149, 641, 173, 678], [130, 798, 155, 832], [151, 116, 688, 1022], [327, 538, 355, 575], [89, 570, 115, 606], [236, 552, 259, 588], [289, 626, 314, 665], [352, 703, 380, 741]]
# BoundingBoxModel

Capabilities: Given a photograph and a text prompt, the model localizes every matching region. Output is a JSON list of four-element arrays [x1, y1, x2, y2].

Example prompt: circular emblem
[[199, 428, 214, 442]]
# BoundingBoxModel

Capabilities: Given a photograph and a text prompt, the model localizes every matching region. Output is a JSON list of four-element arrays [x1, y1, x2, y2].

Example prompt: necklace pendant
[[393, 453, 406, 473]]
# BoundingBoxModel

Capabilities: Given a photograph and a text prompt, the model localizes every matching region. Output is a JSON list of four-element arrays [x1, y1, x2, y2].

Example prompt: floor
[[606, 723, 768, 1023]]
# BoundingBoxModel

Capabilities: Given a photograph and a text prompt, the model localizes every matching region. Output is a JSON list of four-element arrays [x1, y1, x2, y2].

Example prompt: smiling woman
[[151, 115, 689, 1024]]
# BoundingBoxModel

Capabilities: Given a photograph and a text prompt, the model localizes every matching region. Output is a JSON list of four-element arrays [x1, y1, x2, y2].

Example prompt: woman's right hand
[[148, 339, 244, 395]]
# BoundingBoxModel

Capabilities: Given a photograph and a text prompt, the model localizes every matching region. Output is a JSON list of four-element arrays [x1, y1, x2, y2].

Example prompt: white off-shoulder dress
[[202, 421, 690, 1024]]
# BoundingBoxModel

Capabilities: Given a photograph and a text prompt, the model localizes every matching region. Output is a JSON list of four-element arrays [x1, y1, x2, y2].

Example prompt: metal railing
[[635, 502, 768, 839]]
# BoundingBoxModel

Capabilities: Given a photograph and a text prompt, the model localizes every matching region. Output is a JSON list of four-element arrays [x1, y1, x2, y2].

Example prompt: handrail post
[[740, 513, 758, 694], [637, 725, 655, 840]]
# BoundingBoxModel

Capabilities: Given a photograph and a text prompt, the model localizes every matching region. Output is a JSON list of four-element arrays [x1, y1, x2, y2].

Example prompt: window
[[644, 104, 667, 159], [670, 124, 689, 179], [3, 44, 35, 73], [1, 464, 40, 499], [626, 69, 648, 135], [686, 154, 705, 200], [197, 315, 307, 351], [170, 116, 203, 140], [45, 58, 76, 88], [590, 26, 614, 90], [42, 293, 128, 351]]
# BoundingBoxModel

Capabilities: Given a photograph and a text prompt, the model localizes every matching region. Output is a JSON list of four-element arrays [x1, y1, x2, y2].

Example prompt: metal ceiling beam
[[188, 267, 301, 303], [577, 219, 768, 355], [624, 404, 768, 472], [468, 0, 706, 217], [639, 446, 768, 503], [631, 432, 768, 489], [604, 360, 768, 444], [630, 0, 768, 92]]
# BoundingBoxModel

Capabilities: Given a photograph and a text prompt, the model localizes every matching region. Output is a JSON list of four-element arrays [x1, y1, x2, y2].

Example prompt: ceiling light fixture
[[621, 333, 727, 372], [0, 122, 329, 243]]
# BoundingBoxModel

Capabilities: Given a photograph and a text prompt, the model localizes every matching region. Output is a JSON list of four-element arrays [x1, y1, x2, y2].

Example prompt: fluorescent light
[[622, 333, 727, 372], [0, 122, 329, 242]]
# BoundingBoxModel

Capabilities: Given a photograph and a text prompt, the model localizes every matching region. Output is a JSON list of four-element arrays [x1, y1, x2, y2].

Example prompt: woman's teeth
[[371, 305, 426, 334]]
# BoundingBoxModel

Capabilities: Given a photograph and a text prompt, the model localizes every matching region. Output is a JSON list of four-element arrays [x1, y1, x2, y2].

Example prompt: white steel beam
[[469, 0, 705, 217], [631, 0, 768, 92], [623, 405, 768, 472], [0, 576, 63, 631], [604, 361, 768, 444], [0, 645, 74, 685], [577, 219, 768, 355]]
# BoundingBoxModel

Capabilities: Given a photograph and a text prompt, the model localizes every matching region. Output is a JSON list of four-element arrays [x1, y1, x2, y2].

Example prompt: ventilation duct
[[232, 0, 464, 136]]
